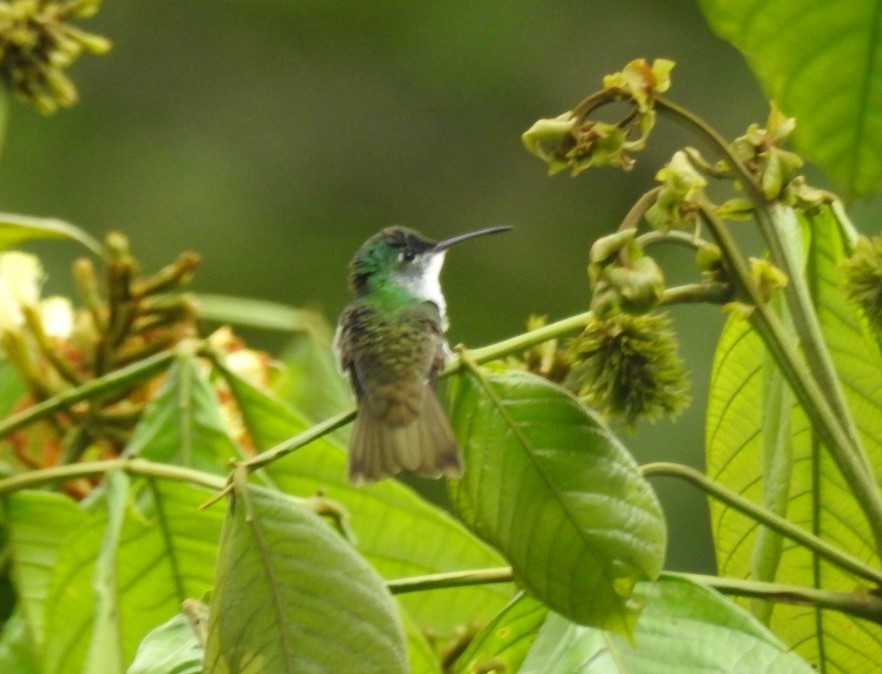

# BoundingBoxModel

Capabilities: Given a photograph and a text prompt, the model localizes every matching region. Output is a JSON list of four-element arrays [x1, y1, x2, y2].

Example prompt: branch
[[385, 565, 882, 625], [387, 567, 514, 595], [668, 571, 882, 625], [0, 456, 226, 496], [0, 348, 177, 440], [642, 462, 882, 587]]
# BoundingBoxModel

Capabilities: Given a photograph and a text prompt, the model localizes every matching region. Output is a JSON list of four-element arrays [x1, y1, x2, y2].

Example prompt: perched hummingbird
[[334, 225, 511, 485]]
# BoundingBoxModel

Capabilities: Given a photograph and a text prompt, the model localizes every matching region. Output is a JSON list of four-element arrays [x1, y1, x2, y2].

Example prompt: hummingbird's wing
[[336, 301, 462, 484]]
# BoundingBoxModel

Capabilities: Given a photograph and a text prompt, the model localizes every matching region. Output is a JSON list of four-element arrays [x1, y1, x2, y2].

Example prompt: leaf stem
[[386, 565, 882, 625], [666, 571, 882, 625], [240, 409, 355, 473], [387, 567, 514, 595], [618, 186, 662, 232], [0, 456, 226, 496], [642, 461, 882, 586], [0, 348, 177, 440]]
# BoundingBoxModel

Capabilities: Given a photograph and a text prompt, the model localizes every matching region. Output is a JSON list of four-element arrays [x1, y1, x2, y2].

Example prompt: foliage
[[699, 0, 882, 198], [0, 4, 879, 674]]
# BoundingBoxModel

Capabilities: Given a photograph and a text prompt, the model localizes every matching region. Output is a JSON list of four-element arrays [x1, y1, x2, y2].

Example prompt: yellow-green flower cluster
[[0, 0, 110, 113], [842, 234, 882, 334], [521, 59, 675, 176], [567, 312, 690, 427]]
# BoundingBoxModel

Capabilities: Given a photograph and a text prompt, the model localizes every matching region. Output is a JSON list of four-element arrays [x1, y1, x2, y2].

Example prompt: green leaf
[[16, 480, 224, 673], [83, 472, 129, 674], [517, 576, 815, 673], [448, 369, 667, 634], [273, 312, 353, 423], [706, 205, 882, 669], [3, 491, 85, 650], [0, 213, 105, 256], [698, 0, 882, 197], [218, 364, 512, 635], [124, 353, 244, 474], [0, 611, 39, 674], [127, 611, 204, 674], [454, 593, 548, 674], [203, 483, 408, 674], [196, 294, 315, 332]]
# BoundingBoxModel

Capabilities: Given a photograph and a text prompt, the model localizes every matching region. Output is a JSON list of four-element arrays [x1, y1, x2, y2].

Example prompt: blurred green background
[[2, 1, 879, 573]]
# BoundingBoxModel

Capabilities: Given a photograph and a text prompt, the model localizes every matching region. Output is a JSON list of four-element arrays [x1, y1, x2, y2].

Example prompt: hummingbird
[[334, 225, 511, 485]]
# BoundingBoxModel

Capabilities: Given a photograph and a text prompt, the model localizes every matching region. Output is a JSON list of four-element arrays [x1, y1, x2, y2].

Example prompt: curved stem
[[642, 462, 882, 586], [666, 572, 882, 625], [0, 456, 226, 495], [619, 186, 662, 232], [387, 567, 513, 595], [637, 229, 702, 251], [384, 565, 882, 624], [240, 408, 354, 473]]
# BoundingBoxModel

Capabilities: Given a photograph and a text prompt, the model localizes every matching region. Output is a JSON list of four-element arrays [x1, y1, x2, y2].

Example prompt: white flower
[[40, 296, 74, 339], [0, 251, 44, 307], [0, 252, 44, 335]]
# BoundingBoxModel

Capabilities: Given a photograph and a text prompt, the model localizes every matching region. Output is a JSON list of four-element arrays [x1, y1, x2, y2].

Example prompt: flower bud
[[588, 231, 665, 317]]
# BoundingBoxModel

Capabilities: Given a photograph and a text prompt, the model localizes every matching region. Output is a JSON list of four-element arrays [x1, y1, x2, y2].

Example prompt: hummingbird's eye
[[400, 250, 416, 263]]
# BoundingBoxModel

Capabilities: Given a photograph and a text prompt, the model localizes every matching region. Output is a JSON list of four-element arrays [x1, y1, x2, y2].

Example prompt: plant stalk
[[0, 457, 226, 495], [668, 571, 882, 625], [0, 348, 177, 440], [387, 567, 514, 595], [385, 565, 882, 625], [642, 462, 882, 586]]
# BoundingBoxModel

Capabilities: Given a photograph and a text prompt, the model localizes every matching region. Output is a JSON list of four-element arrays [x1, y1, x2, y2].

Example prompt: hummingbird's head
[[348, 225, 513, 308], [349, 227, 441, 298]]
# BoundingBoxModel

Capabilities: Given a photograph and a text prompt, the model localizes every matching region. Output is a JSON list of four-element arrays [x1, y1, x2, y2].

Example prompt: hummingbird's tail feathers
[[348, 391, 463, 485]]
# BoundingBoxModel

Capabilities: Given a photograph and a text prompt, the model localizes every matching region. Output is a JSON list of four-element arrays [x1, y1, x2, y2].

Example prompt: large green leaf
[[124, 353, 244, 474], [203, 483, 408, 673], [698, 0, 882, 197], [217, 364, 512, 635], [517, 576, 815, 673], [3, 491, 84, 650], [448, 369, 667, 634], [706, 204, 882, 671], [5, 480, 224, 673]]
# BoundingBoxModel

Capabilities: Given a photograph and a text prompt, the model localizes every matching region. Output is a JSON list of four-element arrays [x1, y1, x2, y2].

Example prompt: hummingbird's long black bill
[[432, 225, 513, 253]]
